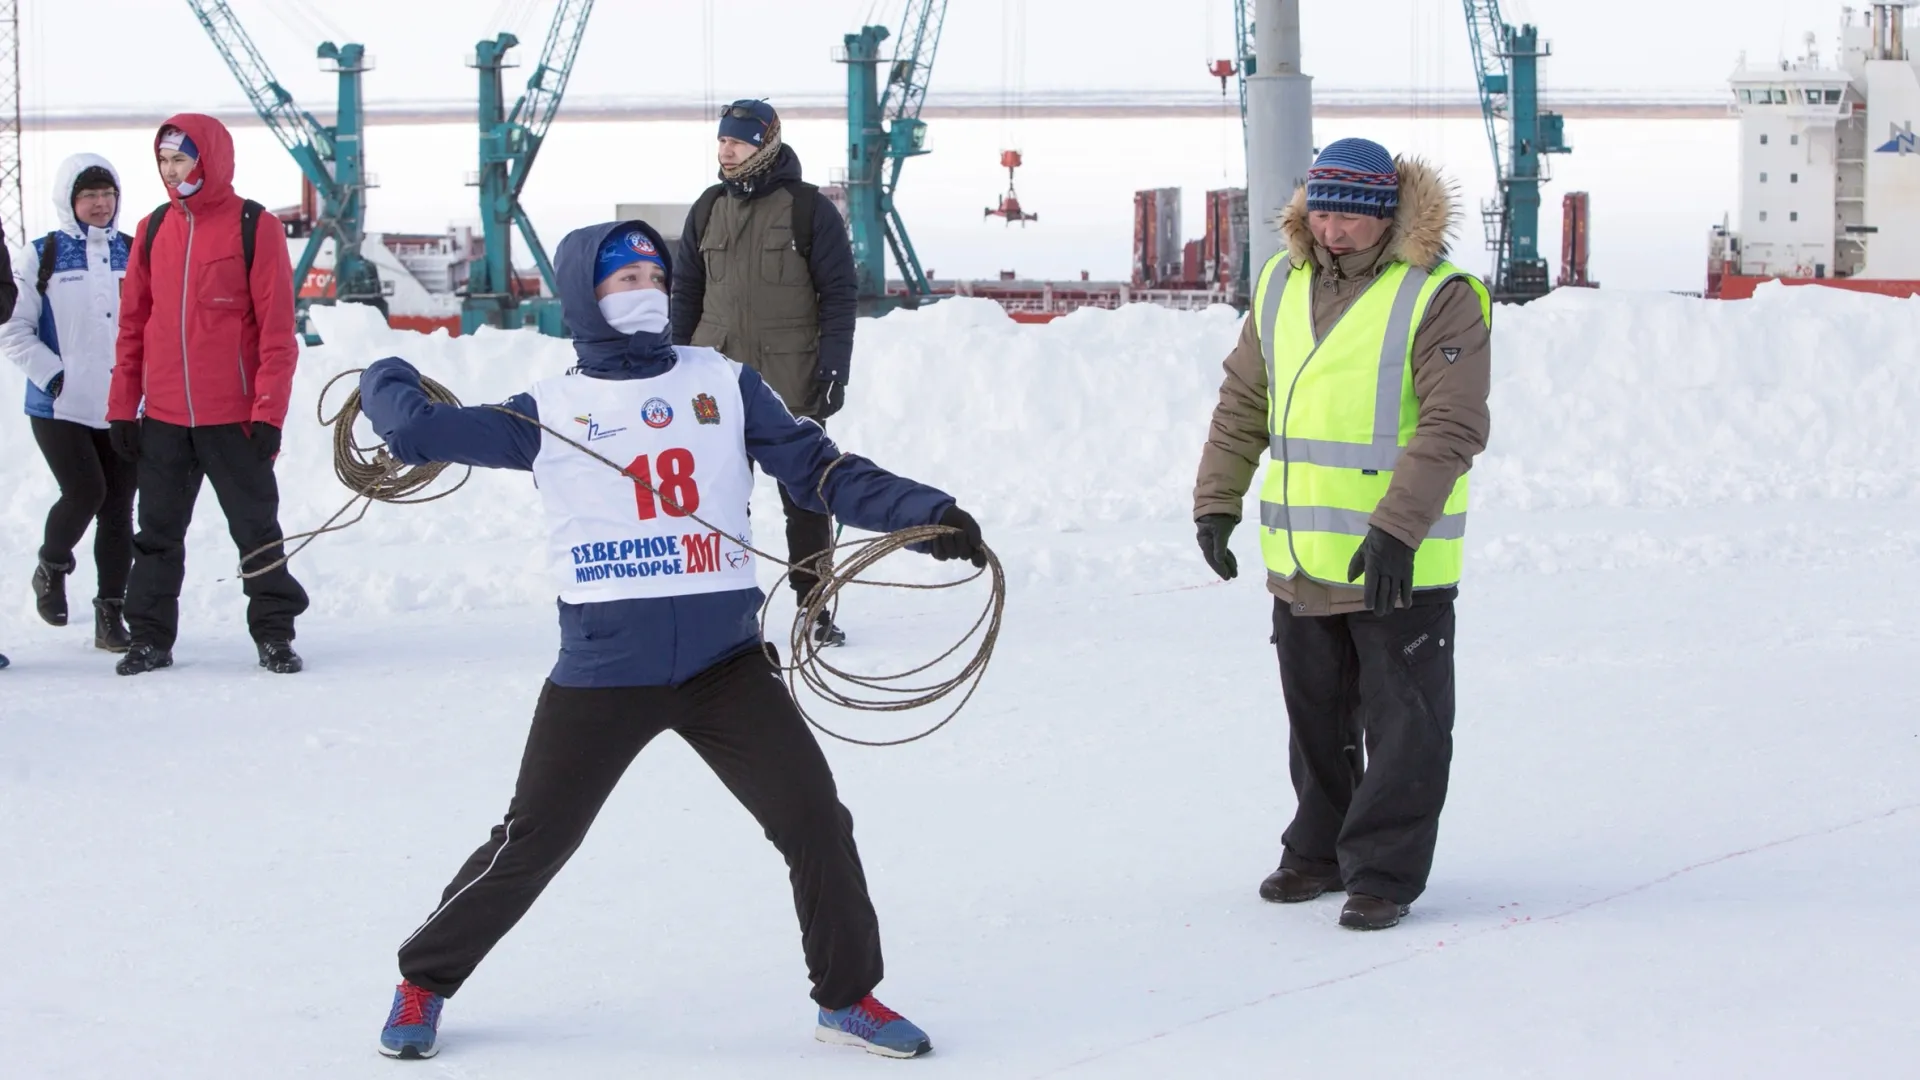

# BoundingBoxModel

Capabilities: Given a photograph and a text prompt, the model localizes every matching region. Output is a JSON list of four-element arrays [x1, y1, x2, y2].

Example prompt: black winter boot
[[116, 642, 173, 676], [810, 610, 847, 648], [1259, 865, 1344, 903], [1339, 894, 1411, 931], [258, 640, 304, 674], [93, 598, 132, 652], [32, 559, 72, 626]]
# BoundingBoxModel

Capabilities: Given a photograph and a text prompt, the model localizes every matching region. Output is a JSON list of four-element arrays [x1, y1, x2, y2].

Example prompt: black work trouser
[[29, 416, 137, 598], [1273, 597, 1457, 905], [750, 416, 835, 601], [779, 482, 835, 601], [123, 418, 309, 649], [396, 649, 885, 1009]]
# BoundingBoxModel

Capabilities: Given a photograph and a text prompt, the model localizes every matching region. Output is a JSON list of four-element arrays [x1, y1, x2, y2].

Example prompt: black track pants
[[1273, 597, 1457, 905], [29, 416, 136, 598], [396, 649, 885, 1009], [123, 418, 309, 649]]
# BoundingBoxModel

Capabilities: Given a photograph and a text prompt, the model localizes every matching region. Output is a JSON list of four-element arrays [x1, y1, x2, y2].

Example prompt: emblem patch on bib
[[641, 397, 674, 429], [692, 393, 721, 425]]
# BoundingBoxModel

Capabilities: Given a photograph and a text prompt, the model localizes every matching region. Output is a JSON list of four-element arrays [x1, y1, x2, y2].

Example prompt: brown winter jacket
[[1192, 156, 1492, 615]]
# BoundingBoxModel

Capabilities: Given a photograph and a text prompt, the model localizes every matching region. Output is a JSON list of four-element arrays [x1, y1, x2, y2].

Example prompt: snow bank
[[848, 284, 1920, 520], [4, 284, 1917, 627], [1481, 282, 1920, 509]]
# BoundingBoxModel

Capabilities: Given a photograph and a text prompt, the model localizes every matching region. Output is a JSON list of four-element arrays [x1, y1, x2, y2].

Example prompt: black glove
[[812, 379, 845, 420], [250, 422, 282, 462], [1346, 526, 1415, 617], [44, 371, 63, 400], [928, 505, 988, 568], [108, 419, 141, 462], [1195, 513, 1238, 580]]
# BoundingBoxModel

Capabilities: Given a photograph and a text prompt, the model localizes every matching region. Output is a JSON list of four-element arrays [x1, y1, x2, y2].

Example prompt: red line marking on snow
[[1032, 799, 1920, 1077]]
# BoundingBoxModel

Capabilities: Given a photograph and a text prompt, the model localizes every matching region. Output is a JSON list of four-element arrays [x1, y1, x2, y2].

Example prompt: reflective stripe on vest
[[1250, 251, 1488, 590]]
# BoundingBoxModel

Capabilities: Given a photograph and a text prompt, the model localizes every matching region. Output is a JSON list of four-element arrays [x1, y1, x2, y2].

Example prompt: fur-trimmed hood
[[1278, 155, 1460, 272]]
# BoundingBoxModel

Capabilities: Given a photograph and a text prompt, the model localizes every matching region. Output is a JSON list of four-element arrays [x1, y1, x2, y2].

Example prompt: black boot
[[116, 642, 173, 676], [1259, 865, 1344, 903], [93, 598, 132, 652], [258, 640, 304, 674], [32, 559, 72, 626], [1339, 894, 1411, 931], [810, 610, 847, 648]]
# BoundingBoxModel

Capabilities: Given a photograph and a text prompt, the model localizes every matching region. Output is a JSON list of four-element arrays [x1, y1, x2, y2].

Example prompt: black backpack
[[691, 180, 817, 260], [37, 227, 136, 295], [135, 198, 265, 276]]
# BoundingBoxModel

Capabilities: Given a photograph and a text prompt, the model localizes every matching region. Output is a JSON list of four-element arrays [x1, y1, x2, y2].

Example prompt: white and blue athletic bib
[[529, 348, 757, 604]]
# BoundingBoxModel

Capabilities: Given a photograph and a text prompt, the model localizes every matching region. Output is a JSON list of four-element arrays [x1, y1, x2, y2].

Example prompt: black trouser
[[123, 418, 309, 649], [751, 416, 835, 601], [1273, 597, 1457, 905], [397, 650, 885, 1009], [779, 482, 835, 601], [29, 416, 137, 598]]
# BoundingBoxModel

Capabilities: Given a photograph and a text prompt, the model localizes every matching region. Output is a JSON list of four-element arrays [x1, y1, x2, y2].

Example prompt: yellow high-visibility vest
[[1252, 251, 1490, 591]]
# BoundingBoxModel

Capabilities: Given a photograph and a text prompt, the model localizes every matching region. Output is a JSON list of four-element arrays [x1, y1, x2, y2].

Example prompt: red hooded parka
[[107, 113, 298, 430]]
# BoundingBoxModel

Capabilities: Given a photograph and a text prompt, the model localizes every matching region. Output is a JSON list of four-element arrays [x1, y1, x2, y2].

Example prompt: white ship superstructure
[[1719, 3, 1920, 282]]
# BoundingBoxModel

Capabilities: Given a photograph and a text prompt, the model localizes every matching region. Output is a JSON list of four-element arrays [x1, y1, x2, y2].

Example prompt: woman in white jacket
[[2, 153, 135, 650]]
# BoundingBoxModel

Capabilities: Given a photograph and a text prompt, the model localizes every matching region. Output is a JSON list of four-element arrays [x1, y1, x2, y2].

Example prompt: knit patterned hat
[[1305, 138, 1398, 219]]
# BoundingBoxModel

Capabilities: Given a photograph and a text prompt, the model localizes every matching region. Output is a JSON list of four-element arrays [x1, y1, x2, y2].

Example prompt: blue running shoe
[[0, 652, 9, 669], [816, 994, 932, 1058], [378, 980, 444, 1059]]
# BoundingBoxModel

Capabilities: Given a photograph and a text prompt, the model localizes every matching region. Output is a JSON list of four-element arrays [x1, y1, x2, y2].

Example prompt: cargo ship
[[1709, 2, 1920, 298]]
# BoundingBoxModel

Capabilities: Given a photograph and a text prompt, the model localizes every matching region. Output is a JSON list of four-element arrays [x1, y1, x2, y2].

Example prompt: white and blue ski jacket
[[1, 153, 130, 428]]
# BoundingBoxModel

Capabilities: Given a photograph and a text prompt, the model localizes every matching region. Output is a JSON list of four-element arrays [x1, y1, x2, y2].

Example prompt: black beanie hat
[[72, 165, 118, 197]]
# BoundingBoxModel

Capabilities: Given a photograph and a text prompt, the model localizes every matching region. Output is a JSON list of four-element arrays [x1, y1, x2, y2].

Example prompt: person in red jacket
[[105, 114, 308, 676]]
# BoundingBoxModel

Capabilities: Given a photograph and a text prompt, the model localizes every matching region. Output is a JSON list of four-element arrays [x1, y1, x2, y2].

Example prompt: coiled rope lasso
[[240, 368, 1004, 747]]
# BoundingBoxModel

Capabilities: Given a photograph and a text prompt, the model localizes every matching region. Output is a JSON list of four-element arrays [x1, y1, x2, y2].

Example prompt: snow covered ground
[[3, 287, 1918, 1076]]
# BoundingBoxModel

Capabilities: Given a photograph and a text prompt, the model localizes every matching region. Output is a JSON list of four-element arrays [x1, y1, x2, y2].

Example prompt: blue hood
[[554, 219, 679, 376]]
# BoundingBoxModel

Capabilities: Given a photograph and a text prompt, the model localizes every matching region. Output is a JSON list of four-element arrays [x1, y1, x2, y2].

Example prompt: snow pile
[[1479, 282, 1920, 509], [4, 285, 1918, 628]]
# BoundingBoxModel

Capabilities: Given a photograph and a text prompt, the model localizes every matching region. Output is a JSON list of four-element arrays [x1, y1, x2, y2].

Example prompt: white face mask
[[597, 288, 669, 335]]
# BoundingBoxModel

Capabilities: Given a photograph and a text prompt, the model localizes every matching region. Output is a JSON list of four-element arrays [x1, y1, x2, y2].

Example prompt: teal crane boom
[[463, 0, 595, 336], [1232, 0, 1253, 134], [1462, 0, 1569, 302], [187, 0, 381, 324], [841, 0, 948, 315]]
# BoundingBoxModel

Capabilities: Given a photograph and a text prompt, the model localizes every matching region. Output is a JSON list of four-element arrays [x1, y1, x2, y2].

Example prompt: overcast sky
[[16, 0, 1872, 114]]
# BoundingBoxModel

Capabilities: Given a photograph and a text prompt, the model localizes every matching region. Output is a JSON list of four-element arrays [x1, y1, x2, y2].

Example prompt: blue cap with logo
[[594, 227, 667, 286], [717, 99, 778, 147]]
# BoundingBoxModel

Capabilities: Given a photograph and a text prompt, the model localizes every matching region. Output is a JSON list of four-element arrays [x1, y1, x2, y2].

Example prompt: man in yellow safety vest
[[1191, 138, 1492, 931]]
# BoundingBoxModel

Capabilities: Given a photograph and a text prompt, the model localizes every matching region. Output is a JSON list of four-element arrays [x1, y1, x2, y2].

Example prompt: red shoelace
[[856, 995, 904, 1024], [392, 981, 436, 1026]]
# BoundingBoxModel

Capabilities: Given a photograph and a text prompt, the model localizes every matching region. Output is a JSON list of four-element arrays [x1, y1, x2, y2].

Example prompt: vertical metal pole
[[334, 43, 366, 298], [0, 0, 23, 247], [465, 34, 517, 333], [1509, 24, 1540, 276], [840, 27, 889, 314], [1244, 0, 1312, 283], [323, 42, 377, 306]]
